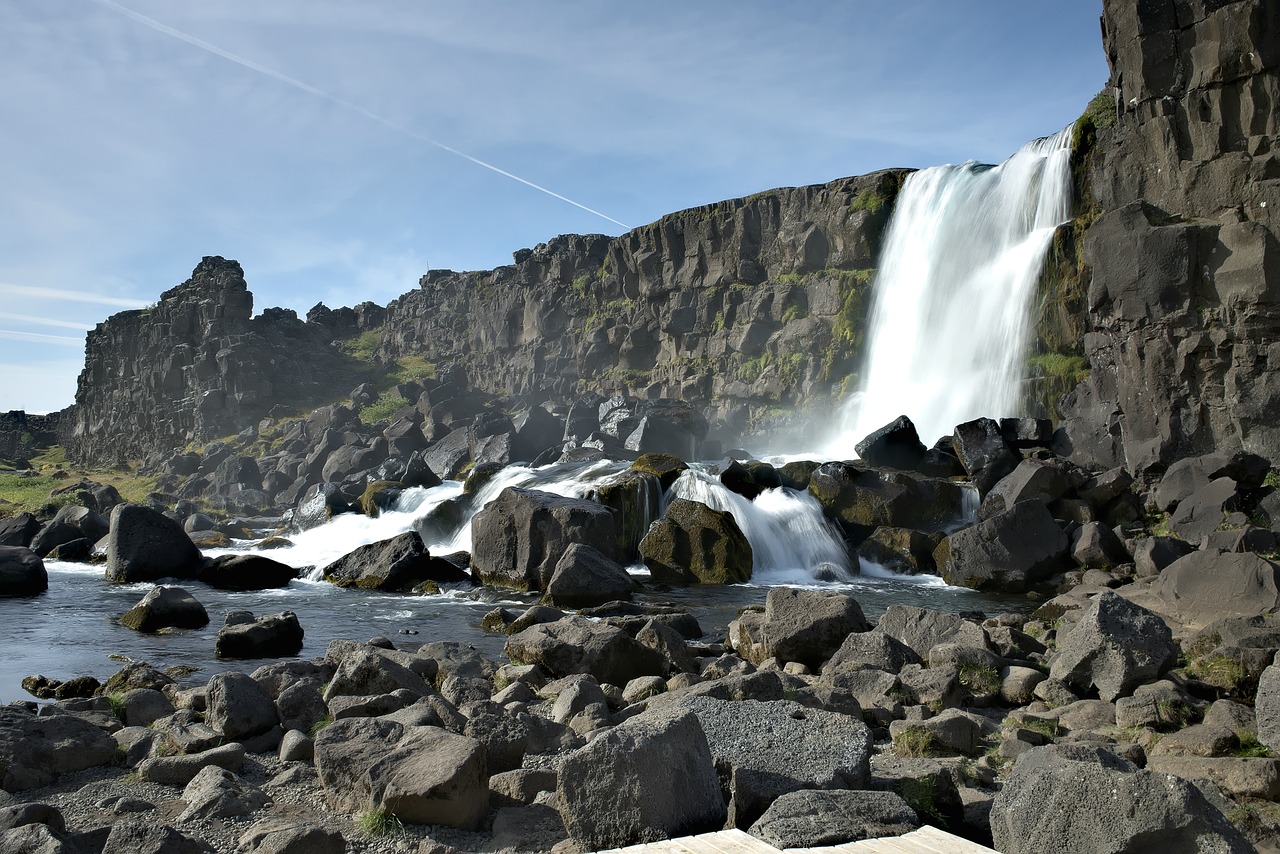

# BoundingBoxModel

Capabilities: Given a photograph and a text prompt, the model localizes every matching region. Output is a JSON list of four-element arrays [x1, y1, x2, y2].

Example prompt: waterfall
[[670, 469, 853, 581], [830, 128, 1073, 452]]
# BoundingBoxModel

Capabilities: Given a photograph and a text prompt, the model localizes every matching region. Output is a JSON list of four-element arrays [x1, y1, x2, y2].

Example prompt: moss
[[358, 481, 404, 518], [631, 453, 689, 489], [781, 304, 808, 323]]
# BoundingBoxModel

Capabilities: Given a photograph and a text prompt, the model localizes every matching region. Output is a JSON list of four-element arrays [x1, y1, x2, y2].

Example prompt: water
[[830, 128, 1073, 451], [0, 133, 1072, 701]]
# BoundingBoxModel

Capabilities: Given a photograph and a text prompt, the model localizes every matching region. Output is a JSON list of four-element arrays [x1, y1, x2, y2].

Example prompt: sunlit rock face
[[1059, 0, 1280, 477]]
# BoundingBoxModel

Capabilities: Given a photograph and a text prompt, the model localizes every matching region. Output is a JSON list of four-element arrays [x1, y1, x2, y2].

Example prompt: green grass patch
[[1235, 732, 1272, 758], [959, 663, 1000, 697], [356, 808, 402, 837], [309, 716, 334, 737], [1028, 352, 1089, 384], [781, 304, 808, 323], [898, 777, 947, 827], [893, 726, 940, 758], [1185, 655, 1249, 694]]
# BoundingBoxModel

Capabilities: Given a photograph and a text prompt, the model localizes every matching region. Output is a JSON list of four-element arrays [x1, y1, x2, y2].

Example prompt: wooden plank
[[596, 825, 997, 854]]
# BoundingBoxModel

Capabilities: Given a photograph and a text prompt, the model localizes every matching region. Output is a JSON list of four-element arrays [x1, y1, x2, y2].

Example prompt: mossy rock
[[359, 480, 405, 517], [594, 470, 663, 560], [256, 536, 294, 550], [631, 453, 689, 490], [639, 497, 753, 585], [188, 530, 231, 548], [463, 462, 507, 498]]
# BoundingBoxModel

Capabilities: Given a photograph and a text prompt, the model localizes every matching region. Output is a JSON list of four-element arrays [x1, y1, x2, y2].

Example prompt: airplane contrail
[[90, 0, 632, 231], [0, 283, 150, 309], [0, 330, 85, 346]]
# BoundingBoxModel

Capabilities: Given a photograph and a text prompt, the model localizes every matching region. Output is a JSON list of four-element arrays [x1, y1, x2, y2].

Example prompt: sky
[[1, 0, 1108, 414]]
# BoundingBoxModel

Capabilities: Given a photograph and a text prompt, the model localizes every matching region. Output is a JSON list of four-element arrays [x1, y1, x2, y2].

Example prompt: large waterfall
[[830, 128, 1074, 452]]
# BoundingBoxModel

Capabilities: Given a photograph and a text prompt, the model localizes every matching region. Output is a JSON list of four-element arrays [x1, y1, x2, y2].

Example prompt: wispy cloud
[[0, 312, 95, 331], [0, 330, 85, 346], [0, 284, 149, 309]]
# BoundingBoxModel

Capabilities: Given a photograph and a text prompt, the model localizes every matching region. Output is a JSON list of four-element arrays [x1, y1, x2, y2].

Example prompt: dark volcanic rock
[[854, 415, 927, 470], [199, 554, 297, 591], [0, 547, 46, 596], [105, 504, 202, 583], [935, 500, 1069, 592], [215, 611, 304, 659], [0, 514, 40, 549], [119, 586, 209, 632], [639, 497, 753, 585], [322, 531, 467, 592]]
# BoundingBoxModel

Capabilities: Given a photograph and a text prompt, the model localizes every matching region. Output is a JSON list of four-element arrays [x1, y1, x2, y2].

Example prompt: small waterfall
[[670, 469, 853, 581], [830, 128, 1073, 451]]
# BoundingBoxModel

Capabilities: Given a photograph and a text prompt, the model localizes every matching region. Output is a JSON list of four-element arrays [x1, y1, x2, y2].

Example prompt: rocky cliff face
[[1060, 0, 1280, 477], [66, 258, 372, 466], [380, 170, 904, 442]]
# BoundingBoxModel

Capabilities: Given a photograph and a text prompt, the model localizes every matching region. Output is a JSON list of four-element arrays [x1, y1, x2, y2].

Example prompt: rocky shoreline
[[5, 405, 1280, 852]]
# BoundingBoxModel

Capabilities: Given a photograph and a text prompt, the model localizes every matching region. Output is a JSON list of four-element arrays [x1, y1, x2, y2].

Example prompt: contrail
[[0, 283, 150, 309], [0, 330, 85, 346], [90, 0, 632, 231], [0, 312, 95, 331]]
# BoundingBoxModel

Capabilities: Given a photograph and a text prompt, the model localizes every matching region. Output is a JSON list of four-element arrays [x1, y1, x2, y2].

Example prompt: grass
[[309, 716, 333, 737], [1185, 655, 1249, 694], [1028, 352, 1089, 384], [959, 663, 1000, 697], [0, 444, 158, 516], [1015, 716, 1061, 742], [1235, 733, 1272, 758], [356, 808, 403, 837], [1155, 698, 1199, 729], [898, 777, 946, 828], [781, 304, 808, 323], [893, 726, 940, 758]]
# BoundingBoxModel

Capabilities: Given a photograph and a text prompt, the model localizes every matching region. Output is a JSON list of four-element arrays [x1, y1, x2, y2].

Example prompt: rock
[[889, 709, 994, 757], [104, 504, 202, 583], [543, 544, 634, 608], [1071, 522, 1131, 569], [748, 789, 919, 849], [215, 611, 304, 658], [935, 499, 1068, 592], [1132, 535, 1195, 577], [557, 707, 725, 850], [0, 514, 40, 549], [1257, 664, 1280, 754], [28, 522, 82, 559], [950, 418, 1020, 496], [636, 619, 700, 676], [367, 727, 489, 830], [323, 531, 467, 591], [314, 717, 406, 813], [855, 415, 927, 470], [276, 730, 312, 763], [118, 586, 209, 632], [639, 497, 753, 585], [275, 679, 327, 734], [118, 688, 174, 727], [471, 487, 619, 591], [1050, 591, 1176, 702], [323, 647, 433, 700], [239, 819, 345, 854], [821, 630, 922, 683], [875, 606, 991, 660], [206, 671, 279, 741], [0, 547, 46, 596], [136, 743, 246, 785], [807, 462, 968, 543], [856, 527, 937, 575], [101, 820, 208, 854], [1146, 756, 1280, 800], [1151, 550, 1280, 626], [981, 459, 1070, 516], [0, 803, 65, 834], [0, 706, 118, 791], [178, 765, 269, 821], [680, 696, 872, 828], [728, 587, 869, 668], [504, 616, 666, 686], [989, 744, 1251, 854], [0, 824, 76, 854], [294, 483, 352, 531], [489, 769, 558, 808], [1169, 478, 1241, 542], [198, 554, 296, 591]]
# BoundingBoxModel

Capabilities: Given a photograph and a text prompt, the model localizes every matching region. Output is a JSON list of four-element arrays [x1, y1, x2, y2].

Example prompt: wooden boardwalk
[[596, 826, 999, 854]]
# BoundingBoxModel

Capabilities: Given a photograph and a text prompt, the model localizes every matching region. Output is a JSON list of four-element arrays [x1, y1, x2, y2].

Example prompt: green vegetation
[[711, 311, 726, 334], [898, 777, 947, 827], [1028, 352, 1089, 384], [0, 445, 158, 516], [781, 304, 808, 323], [893, 726, 940, 758], [850, 186, 890, 215], [1155, 698, 1199, 729], [356, 808, 402, 837], [107, 693, 127, 722], [309, 716, 334, 737], [1016, 716, 1061, 742], [1185, 655, 1249, 695], [571, 274, 590, 296], [959, 663, 1001, 697]]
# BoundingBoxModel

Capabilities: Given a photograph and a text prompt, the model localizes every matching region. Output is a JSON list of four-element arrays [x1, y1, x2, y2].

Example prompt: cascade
[[830, 128, 1073, 452]]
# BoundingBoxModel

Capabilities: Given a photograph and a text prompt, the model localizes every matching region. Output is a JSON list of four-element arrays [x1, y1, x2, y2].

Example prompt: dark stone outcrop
[[322, 531, 467, 592], [104, 504, 202, 583], [215, 611, 304, 659], [119, 586, 209, 632], [639, 497, 753, 585], [934, 500, 1069, 592], [1057, 0, 1280, 477], [0, 547, 46, 596]]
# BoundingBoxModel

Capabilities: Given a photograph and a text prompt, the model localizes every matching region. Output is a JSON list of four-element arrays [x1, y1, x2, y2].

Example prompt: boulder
[[557, 707, 725, 850], [0, 547, 46, 596], [854, 415, 927, 470], [1145, 756, 1280, 800], [0, 824, 76, 854], [679, 696, 872, 828], [239, 819, 345, 854], [28, 522, 82, 559], [471, 487, 619, 591], [322, 531, 467, 591], [1050, 591, 1176, 702], [313, 717, 406, 813], [0, 514, 40, 548], [639, 497, 753, 585], [178, 765, 269, 821], [198, 554, 297, 591], [117, 688, 175, 727], [215, 611, 304, 659], [748, 789, 919, 849], [136, 743, 246, 785], [807, 462, 969, 543], [821, 631, 922, 684], [206, 672, 279, 741], [950, 418, 1021, 496], [856, 527, 937, 575], [1132, 535, 1195, 577], [1257, 664, 1280, 754], [322, 647, 433, 700], [1151, 550, 1280, 626], [719, 460, 782, 501], [294, 483, 352, 531], [1169, 478, 1241, 542], [875, 606, 990, 660], [934, 499, 1068, 592], [1072, 522, 1131, 569], [0, 706, 118, 791], [981, 459, 1070, 516], [543, 543, 634, 608], [990, 744, 1251, 854], [104, 504, 202, 583], [728, 587, 869, 668], [118, 586, 208, 632], [504, 616, 666, 686], [101, 821, 207, 854], [367, 727, 488, 830]]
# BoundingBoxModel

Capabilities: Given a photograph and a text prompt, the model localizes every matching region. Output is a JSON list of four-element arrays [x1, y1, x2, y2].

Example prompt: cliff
[[1059, 0, 1280, 477], [65, 172, 905, 465]]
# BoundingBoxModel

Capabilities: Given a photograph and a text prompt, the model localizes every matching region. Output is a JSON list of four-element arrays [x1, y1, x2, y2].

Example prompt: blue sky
[[1, 1, 1107, 414]]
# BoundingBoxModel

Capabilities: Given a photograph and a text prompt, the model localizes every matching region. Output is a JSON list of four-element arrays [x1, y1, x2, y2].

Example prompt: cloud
[[0, 284, 150, 309], [0, 359, 83, 415]]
